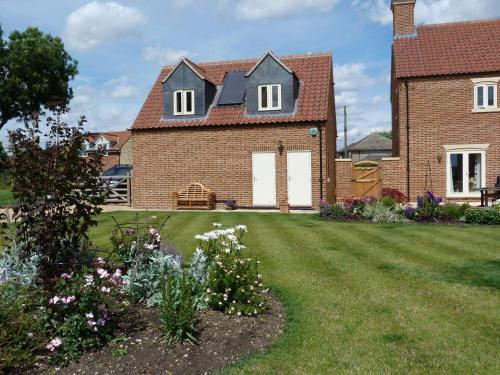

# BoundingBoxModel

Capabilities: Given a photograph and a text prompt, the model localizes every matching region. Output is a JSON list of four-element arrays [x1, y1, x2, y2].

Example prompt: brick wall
[[334, 160, 353, 199], [132, 122, 334, 209], [393, 74, 500, 200], [392, 0, 416, 37]]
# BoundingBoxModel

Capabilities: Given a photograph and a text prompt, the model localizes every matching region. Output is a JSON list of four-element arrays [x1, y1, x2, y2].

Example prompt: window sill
[[471, 108, 500, 113]]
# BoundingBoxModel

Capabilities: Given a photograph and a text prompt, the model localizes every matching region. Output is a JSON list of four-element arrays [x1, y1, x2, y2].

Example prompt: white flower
[[49, 296, 60, 305], [101, 287, 111, 293], [212, 222, 222, 227], [236, 225, 247, 232], [224, 248, 231, 254], [85, 312, 94, 319], [96, 268, 109, 279]]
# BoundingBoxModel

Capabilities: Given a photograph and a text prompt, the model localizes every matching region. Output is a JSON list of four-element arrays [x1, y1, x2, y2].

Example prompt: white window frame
[[258, 84, 282, 111], [445, 147, 487, 198], [173, 90, 195, 116], [472, 78, 499, 112]]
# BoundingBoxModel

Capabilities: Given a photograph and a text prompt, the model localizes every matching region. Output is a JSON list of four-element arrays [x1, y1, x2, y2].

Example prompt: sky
[[1, 0, 499, 147]]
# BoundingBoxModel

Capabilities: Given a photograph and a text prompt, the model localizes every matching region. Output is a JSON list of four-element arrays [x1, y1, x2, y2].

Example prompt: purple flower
[[417, 196, 424, 208], [126, 227, 135, 235], [404, 206, 416, 218]]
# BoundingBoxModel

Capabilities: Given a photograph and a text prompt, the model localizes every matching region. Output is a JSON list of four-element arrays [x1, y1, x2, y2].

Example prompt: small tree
[[8, 109, 106, 284], [0, 25, 78, 129]]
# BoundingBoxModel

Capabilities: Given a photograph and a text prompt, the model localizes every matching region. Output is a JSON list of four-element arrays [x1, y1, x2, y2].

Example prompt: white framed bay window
[[258, 84, 281, 111], [173, 90, 195, 115], [445, 145, 488, 197]]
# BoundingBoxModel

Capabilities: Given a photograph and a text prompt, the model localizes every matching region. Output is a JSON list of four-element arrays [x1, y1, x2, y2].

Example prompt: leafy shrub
[[465, 208, 500, 225], [361, 201, 394, 220], [319, 200, 333, 217], [160, 271, 198, 345], [9, 112, 106, 283], [41, 260, 123, 365], [0, 281, 47, 372], [415, 191, 442, 221], [439, 203, 470, 221], [381, 188, 406, 203], [122, 249, 182, 306], [0, 240, 40, 285], [379, 196, 398, 210], [330, 203, 346, 218]]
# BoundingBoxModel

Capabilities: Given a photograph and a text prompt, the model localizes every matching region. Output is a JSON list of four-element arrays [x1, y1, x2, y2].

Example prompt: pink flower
[[96, 268, 109, 279], [49, 296, 61, 305], [113, 269, 122, 278], [96, 257, 106, 266], [60, 273, 71, 280], [46, 337, 62, 351], [101, 287, 111, 293], [61, 295, 76, 304]]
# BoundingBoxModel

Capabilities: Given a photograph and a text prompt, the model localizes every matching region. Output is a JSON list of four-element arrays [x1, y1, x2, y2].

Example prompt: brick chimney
[[391, 0, 416, 38]]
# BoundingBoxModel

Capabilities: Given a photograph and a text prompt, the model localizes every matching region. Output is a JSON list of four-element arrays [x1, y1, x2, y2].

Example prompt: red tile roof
[[87, 131, 131, 150], [393, 19, 500, 79], [131, 52, 333, 130]]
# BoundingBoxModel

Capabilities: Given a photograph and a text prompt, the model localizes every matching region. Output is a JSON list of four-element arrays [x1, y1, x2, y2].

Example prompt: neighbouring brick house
[[336, 0, 500, 201], [82, 131, 132, 172], [131, 51, 336, 209]]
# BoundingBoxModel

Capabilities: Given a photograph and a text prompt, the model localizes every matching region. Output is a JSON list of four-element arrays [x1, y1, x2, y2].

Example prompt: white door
[[252, 152, 276, 206], [287, 151, 312, 206]]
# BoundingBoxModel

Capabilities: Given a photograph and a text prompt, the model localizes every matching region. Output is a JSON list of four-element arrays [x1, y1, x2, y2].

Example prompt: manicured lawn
[[90, 211, 500, 375], [0, 186, 14, 206]]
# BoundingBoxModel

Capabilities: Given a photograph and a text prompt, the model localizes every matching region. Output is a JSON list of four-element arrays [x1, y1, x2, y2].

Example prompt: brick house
[[131, 51, 336, 209], [335, 1, 500, 202], [82, 131, 132, 172]]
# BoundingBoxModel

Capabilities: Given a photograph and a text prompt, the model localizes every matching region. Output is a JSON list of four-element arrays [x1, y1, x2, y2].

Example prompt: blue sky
[[1, 0, 498, 146]]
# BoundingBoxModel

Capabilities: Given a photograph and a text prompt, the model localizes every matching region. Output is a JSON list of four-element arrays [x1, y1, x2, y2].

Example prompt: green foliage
[[110, 225, 162, 266], [9, 112, 106, 283], [379, 196, 398, 210], [0, 281, 46, 372], [0, 25, 78, 128], [465, 208, 500, 225], [371, 211, 410, 224], [372, 130, 392, 139], [0, 240, 40, 284], [330, 203, 346, 218], [160, 271, 198, 345], [439, 203, 470, 221]]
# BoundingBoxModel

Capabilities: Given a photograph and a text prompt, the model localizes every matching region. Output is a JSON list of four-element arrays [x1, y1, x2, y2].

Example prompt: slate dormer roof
[[337, 133, 392, 154], [131, 51, 333, 130]]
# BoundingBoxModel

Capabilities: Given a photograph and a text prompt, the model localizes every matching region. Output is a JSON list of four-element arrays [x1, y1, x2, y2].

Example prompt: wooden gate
[[101, 175, 132, 206], [352, 161, 381, 197]]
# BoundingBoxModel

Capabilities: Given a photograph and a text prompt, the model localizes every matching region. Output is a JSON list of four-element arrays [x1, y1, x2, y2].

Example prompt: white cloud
[[235, 0, 338, 20], [143, 45, 195, 66], [352, 0, 500, 26], [104, 76, 137, 99], [334, 63, 376, 91], [63, 1, 146, 51]]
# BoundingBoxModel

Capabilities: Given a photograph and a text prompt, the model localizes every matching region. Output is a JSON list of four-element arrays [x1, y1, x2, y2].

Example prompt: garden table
[[479, 187, 500, 207]]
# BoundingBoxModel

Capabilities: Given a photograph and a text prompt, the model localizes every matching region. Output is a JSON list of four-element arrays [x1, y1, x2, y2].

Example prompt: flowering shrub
[[40, 259, 123, 365], [415, 191, 443, 221], [381, 188, 406, 204], [160, 270, 198, 345], [403, 206, 417, 220], [111, 226, 162, 266], [194, 223, 266, 317], [360, 201, 393, 220], [319, 200, 333, 217], [342, 196, 376, 214], [371, 211, 410, 224]]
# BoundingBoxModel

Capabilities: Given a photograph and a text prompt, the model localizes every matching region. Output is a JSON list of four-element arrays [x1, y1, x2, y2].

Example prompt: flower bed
[[320, 189, 500, 225]]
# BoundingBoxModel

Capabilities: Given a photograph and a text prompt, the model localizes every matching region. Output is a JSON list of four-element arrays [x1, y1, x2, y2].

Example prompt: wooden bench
[[173, 183, 215, 210]]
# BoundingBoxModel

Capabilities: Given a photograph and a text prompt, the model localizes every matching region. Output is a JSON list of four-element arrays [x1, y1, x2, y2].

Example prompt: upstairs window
[[173, 90, 195, 115], [472, 78, 498, 111], [258, 84, 281, 111]]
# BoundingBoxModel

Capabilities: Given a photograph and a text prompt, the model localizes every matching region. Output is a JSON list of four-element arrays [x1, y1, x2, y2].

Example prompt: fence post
[[127, 175, 132, 207]]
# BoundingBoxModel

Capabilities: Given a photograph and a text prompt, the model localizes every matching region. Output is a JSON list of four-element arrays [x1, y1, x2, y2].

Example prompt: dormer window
[[173, 90, 195, 116], [258, 84, 281, 111], [472, 78, 499, 112]]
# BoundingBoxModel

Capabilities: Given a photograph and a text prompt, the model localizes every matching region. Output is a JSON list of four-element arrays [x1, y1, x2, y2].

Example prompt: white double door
[[252, 151, 312, 207]]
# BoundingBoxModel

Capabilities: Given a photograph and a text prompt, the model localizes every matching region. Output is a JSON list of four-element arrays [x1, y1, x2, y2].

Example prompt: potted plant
[[224, 200, 237, 210]]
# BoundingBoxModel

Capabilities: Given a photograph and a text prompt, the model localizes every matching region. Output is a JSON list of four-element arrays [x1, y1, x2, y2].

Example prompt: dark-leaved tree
[[0, 25, 78, 129], [9, 109, 106, 285]]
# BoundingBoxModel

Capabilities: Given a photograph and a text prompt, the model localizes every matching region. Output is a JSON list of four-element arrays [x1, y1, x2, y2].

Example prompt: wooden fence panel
[[352, 162, 382, 197], [101, 175, 132, 206]]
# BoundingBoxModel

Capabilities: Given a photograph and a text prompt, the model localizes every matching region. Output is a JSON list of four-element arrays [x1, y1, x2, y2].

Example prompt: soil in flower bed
[[36, 292, 285, 375]]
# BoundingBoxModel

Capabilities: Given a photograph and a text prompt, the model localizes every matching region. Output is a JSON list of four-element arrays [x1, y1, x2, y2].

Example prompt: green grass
[[90, 212, 500, 375]]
